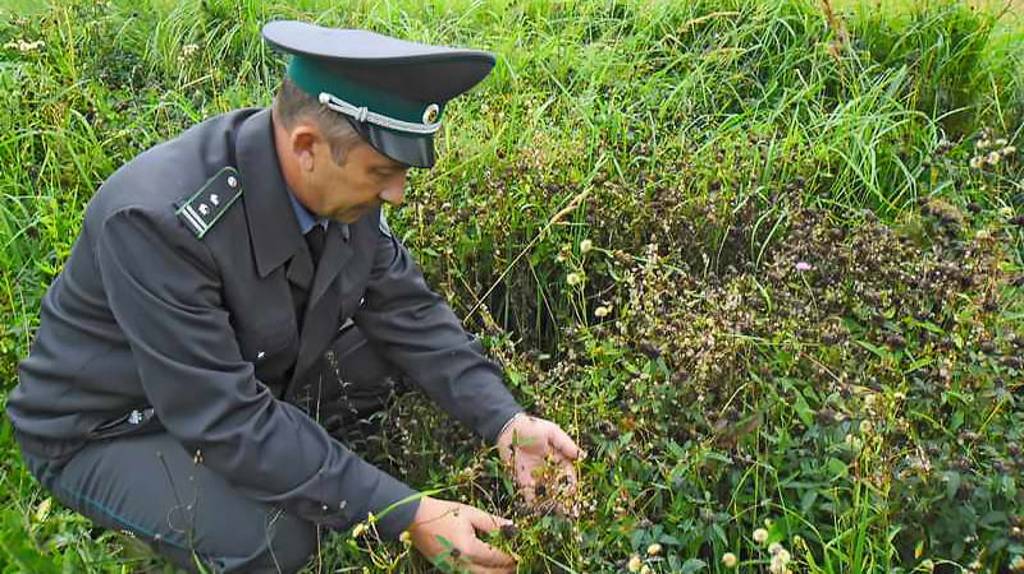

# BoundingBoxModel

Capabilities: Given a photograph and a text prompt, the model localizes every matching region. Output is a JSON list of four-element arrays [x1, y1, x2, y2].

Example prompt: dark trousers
[[17, 327, 406, 573]]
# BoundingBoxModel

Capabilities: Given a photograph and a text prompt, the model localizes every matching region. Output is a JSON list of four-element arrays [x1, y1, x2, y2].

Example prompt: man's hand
[[496, 413, 581, 515], [407, 496, 517, 573]]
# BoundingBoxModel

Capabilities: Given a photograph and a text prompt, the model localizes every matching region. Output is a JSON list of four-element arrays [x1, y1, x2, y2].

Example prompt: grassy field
[[1, 0, 1023, 572]]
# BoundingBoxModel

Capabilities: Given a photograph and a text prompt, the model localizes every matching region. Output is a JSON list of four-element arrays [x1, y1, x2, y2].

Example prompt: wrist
[[496, 411, 526, 444]]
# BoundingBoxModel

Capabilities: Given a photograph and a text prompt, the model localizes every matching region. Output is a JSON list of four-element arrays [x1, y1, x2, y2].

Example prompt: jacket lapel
[[235, 109, 304, 279]]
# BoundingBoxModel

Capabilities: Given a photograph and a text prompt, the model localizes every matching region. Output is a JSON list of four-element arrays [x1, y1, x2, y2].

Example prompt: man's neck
[[271, 109, 317, 214]]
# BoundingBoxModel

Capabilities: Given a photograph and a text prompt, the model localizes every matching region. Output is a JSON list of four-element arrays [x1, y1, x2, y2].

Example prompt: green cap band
[[287, 56, 444, 129]]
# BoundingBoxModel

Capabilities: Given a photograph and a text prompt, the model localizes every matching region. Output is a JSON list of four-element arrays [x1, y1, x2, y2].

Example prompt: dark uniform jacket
[[7, 108, 523, 538]]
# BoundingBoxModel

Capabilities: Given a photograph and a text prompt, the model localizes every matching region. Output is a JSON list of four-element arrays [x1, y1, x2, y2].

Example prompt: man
[[7, 21, 579, 573]]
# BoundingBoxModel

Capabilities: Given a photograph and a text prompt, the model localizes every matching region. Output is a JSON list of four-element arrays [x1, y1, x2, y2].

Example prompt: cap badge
[[422, 104, 440, 125]]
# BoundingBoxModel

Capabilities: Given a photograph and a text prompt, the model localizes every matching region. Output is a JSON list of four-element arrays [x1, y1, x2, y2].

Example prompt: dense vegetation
[[1, 0, 1022, 572]]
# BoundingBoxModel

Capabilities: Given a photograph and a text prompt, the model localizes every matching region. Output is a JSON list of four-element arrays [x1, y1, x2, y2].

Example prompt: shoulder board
[[174, 166, 243, 239], [379, 209, 393, 239]]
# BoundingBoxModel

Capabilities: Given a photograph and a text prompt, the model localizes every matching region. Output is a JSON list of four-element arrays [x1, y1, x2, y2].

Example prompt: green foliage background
[[0, 0, 1022, 572]]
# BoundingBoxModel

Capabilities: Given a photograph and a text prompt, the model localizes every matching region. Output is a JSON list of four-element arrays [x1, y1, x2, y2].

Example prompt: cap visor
[[346, 118, 435, 168]]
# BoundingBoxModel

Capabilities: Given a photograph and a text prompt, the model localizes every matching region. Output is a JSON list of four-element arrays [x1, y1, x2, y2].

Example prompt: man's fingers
[[464, 537, 517, 569], [466, 505, 513, 533], [463, 508, 517, 568], [548, 427, 581, 460], [516, 475, 537, 503]]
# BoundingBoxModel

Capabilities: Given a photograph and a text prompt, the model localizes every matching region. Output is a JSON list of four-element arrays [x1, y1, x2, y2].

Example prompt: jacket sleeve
[[354, 217, 524, 444], [94, 207, 419, 539]]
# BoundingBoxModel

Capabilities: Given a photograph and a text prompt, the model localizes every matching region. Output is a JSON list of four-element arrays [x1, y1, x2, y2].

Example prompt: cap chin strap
[[318, 92, 441, 135]]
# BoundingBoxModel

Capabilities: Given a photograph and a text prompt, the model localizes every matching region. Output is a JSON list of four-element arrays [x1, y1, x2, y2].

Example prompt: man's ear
[[289, 124, 321, 172]]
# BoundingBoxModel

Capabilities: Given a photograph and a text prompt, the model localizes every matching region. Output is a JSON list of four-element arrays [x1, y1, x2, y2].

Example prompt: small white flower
[[753, 528, 769, 544], [627, 554, 643, 572], [594, 305, 611, 318], [580, 238, 593, 253], [4, 39, 45, 52], [646, 543, 662, 556], [795, 261, 813, 272], [722, 552, 738, 568], [986, 151, 1001, 165], [768, 542, 783, 555], [566, 272, 583, 286], [860, 420, 873, 434]]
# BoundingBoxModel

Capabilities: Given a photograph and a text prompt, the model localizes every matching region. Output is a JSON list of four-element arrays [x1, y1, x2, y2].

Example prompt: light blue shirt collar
[[287, 188, 326, 235]]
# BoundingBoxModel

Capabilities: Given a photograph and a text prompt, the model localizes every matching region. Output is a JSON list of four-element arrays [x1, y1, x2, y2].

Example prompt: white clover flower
[[646, 543, 662, 556], [768, 542, 783, 555], [566, 272, 583, 286], [4, 39, 45, 52], [969, 156, 984, 169], [986, 151, 1001, 165], [580, 238, 593, 253], [753, 528, 769, 544], [594, 305, 611, 318], [722, 552, 738, 568], [627, 554, 643, 572]]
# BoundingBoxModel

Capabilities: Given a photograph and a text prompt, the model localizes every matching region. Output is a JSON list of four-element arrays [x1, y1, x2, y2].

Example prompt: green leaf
[[827, 457, 849, 479], [943, 471, 961, 500], [856, 339, 887, 359], [792, 393, 814, 427], [681, 558, 707, 573]]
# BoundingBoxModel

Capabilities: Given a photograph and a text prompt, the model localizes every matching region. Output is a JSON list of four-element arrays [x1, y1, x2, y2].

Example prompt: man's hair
[[273, 78, 364, 165]]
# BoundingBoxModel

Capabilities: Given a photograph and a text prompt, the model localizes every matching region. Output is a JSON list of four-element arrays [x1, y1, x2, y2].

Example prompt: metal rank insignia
[[175, 166, 244, 239]]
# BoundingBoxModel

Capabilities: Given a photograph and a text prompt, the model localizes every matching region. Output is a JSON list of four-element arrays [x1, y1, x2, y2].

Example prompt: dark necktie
[[305, 224, 326, 268]]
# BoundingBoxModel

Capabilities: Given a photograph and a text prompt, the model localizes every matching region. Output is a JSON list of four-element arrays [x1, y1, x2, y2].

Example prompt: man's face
[[305, 138, 408, 224]]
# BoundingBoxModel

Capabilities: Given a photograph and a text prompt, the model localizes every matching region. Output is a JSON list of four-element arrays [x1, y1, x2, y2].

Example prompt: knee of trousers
[[138, 513, 318, 574], [19, 435, 320, 574], [203, 512, 319, 574]]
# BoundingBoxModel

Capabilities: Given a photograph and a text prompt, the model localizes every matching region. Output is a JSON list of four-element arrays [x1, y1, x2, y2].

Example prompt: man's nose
[[380, 173, 407, 206]]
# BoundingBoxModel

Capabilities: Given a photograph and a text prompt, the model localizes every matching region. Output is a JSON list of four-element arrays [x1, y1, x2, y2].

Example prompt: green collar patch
[[175, 166, 244, 238]]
